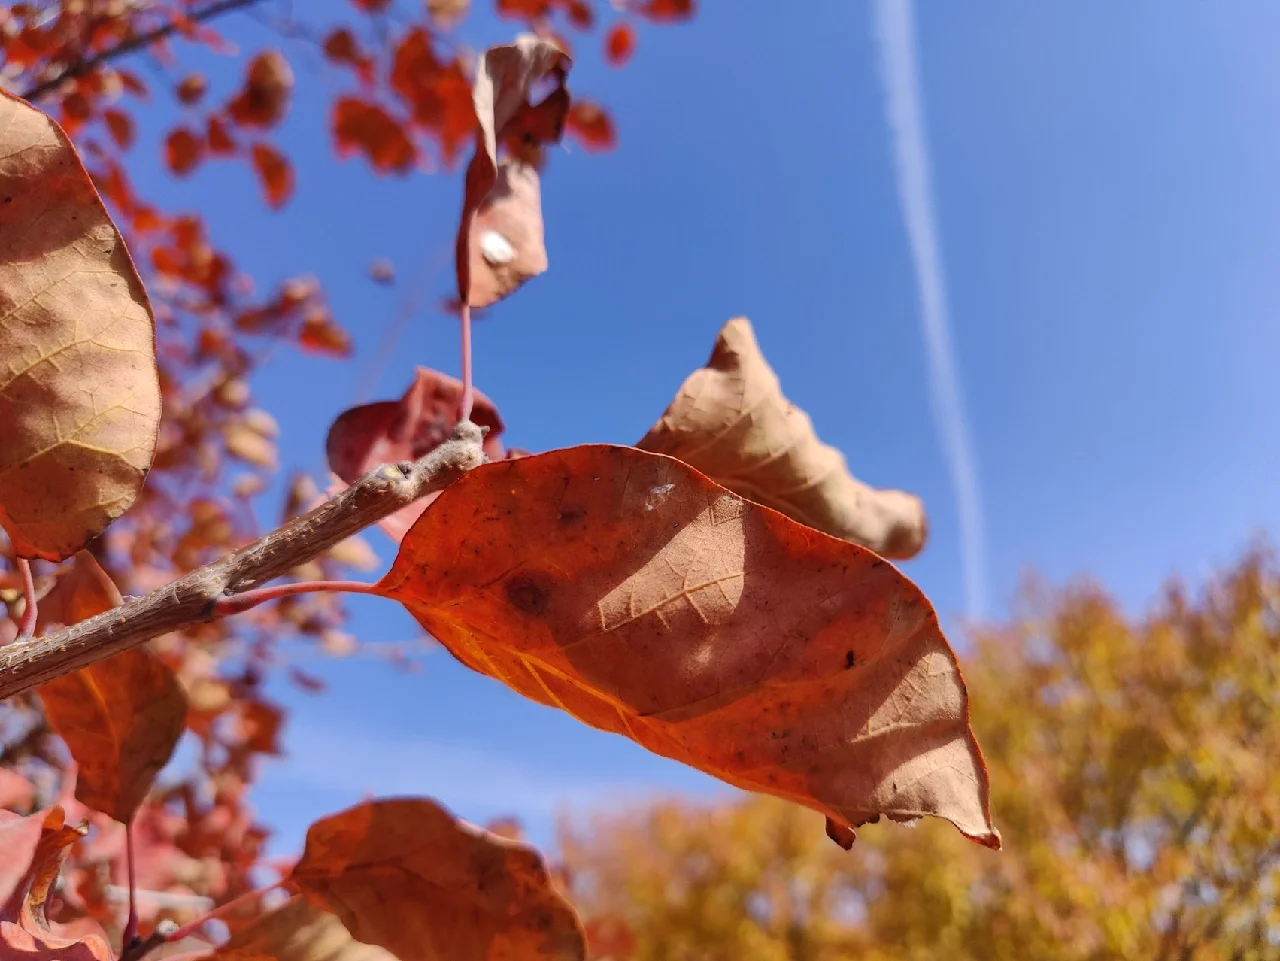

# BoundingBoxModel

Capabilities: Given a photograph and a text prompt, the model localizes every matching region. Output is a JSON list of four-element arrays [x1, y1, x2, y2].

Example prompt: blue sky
[[120, 1, 1280, 854]]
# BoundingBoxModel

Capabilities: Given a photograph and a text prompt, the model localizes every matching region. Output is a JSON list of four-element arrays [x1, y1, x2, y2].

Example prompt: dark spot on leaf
[[845, 650, 856, 669], [506, 574, 550, 616], [557, 507, 585, 525]]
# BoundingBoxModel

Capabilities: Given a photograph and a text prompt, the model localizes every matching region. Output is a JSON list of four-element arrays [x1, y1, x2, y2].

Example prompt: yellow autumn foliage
[[561, 543, 1280, 960]]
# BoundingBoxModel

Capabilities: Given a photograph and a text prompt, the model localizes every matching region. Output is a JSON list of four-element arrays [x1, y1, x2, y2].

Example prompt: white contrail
[[871, 0, 988, 620]]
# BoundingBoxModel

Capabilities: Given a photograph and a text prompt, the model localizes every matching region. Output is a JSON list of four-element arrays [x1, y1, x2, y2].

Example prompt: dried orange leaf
[[214, 896, 396, 961], [0, 90, 161, 561], [291, 797, 586, 961], [638, 318, 928, 560], [377, 446, 999, 849], [252, 142, 295, 209], [228, 49, 294, 129], [166, 126, 205, 175], [0, 807, 112, 960], [36, 553, 188, 823], [604, 23, 636, 67], [564, 102, 614, 151], [333, 97, 417, 174]]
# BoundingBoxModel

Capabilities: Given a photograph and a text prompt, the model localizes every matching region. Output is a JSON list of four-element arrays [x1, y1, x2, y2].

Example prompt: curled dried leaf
[[377, 446, 999, 849], [291, 797, 586, 961], [638, 318, 928, 559], [0, 90, 161, 561], [0, 807, 113, 960], [457, 36, 571, 307]]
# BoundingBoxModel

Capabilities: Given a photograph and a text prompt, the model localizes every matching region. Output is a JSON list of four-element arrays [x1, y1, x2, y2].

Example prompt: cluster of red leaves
[[0, 0, 694, 954]]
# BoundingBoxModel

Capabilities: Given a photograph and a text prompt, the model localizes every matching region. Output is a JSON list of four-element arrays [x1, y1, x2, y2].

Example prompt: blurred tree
[[561, 542, 1280, 960]]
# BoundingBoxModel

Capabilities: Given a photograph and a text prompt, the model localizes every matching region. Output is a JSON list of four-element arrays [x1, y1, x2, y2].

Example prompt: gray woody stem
[[0, 422, 486, 701]]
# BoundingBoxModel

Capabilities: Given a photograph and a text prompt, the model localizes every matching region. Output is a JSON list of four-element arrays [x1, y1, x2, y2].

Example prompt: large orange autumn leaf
[[290, 798, 585, 961], [377, 446, 999, 849], [0, 90, 161, 561]]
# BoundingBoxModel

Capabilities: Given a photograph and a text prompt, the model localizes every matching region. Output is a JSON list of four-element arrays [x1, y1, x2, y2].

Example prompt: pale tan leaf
[[214, 896, 396, 961], [638, 318, 927, 559], [0, 90, 161, 561]]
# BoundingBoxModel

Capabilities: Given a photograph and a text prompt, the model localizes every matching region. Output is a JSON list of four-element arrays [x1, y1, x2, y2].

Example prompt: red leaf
[[103, 108, 133, 149], [605, 23, 636, 67], [332, 97, 417, 174], [298, 308, 352, 357], [637, 0, 695, 22], [389, 28, 474, 164], [565, 102, 615, 151], [351, 0, 391, 9], [227, 50, 294, 129], [325, 368, 506, 543], [208, 114, 236, 154], [165, 127, 205, 176], [251, 142, 295, 209], [176, 72, 208, 105]]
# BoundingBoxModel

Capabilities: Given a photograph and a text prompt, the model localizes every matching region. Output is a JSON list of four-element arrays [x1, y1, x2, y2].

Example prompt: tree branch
[[0, 422, 486, 701], [21, 0, 265, 101]]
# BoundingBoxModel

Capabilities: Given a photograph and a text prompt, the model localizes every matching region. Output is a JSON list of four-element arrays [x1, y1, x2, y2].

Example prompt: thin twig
[[16, 558, 37, 639], [0, 422, 486, 701], [21, 0, 265, 101]]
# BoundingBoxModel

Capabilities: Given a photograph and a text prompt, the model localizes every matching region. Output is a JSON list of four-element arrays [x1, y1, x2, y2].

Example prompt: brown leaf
[[35, 554, 188, 823], [291, 798, 586, 961], [228, 50, 294, 129], [369, 258, 396, 284], [456, 37, 571, 307], [636, 0, 694, 22], [0, 807, 113, 960], [103, 107, 133, 148], [166, 126, 205, 175], [326, 368, 506, 543], [604, 24, 636, 67], [637, 318, 928, 560], [564, 102, 614, 151], [333, 98, 417, 174], [214, 896, 396, 961], [390, 29, 474, 164], [375, 446, 999, 849], [252, 142, 295, 209], [177, 72, 208, 105], [469, 162, 548, 308], [299, 307, 352, 357], [0, 90, 161, 561], [427, 0, 470, 26]]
